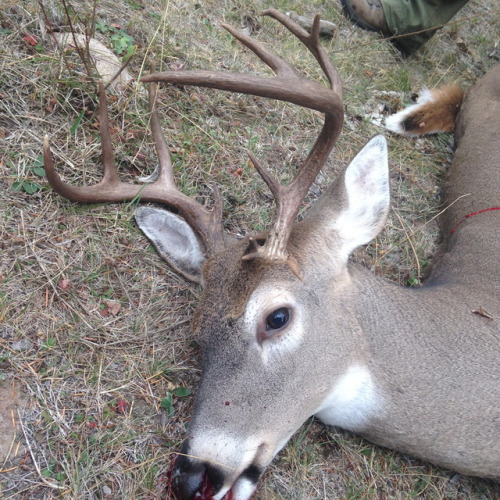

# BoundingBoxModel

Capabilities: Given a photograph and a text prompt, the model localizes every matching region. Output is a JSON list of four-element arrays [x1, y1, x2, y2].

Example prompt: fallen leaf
[[59, 279, 71, 290], [99, 307, 109, 317], [103, 299, 121, 316], [168, 61, 186, 71], [45, 97, 57, 113], [54, 33, 133, 91], [456, 41, 471, 55], [22, 34, 38, 46], [115, 399, 128, 414]]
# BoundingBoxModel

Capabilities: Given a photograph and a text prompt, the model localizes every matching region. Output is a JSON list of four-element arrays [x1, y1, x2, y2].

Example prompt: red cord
[[450, 207, 500, 234]]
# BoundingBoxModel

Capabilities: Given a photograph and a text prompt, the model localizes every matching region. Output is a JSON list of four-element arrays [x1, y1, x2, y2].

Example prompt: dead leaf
[[59, 279, 71, 290], [456, 40, 472, 55], [103, 299, 121, 316], [22, 34, 38, 46], [98, 307, 109, 317], [168, 61, 186, 71], [115, 399, 128, 414], [54, 33, 133, 91], [45, 97, 57, 113]]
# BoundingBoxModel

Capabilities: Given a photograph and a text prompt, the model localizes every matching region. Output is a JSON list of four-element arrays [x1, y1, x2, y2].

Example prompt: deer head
[[44, 9, 391, 499]]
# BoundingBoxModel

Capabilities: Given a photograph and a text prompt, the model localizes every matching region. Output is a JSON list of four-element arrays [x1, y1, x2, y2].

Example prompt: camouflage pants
[[380, 0, 470, 54]]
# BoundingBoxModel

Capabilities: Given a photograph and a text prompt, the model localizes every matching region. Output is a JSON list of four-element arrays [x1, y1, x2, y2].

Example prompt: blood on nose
[[189, 471, 215, 500], [191, 472, 234, 499], [171, 457, 231, 500]]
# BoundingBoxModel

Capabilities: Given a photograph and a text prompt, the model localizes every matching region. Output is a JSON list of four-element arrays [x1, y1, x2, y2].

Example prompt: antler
[[142, 9, 344, 261], [44, 81, 225, 255]]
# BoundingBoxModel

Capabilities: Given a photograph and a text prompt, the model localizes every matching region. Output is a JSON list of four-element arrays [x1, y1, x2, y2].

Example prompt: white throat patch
[[314, 365, 380, 431]]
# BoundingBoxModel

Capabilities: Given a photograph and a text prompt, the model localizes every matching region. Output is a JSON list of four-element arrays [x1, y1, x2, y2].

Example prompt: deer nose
[[172, 444, 226, 499], [171, 437, 267, 499]]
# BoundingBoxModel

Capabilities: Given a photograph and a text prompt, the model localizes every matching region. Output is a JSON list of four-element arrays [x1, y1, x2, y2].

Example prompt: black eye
[[266, 308, 290, 331]]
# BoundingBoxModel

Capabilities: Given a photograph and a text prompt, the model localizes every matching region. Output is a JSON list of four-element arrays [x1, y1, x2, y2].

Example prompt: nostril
[[172, 468, 204, 500], [172, 459, 227, 500], [171, 448, 205, 500], [202, 464, 225, 496]]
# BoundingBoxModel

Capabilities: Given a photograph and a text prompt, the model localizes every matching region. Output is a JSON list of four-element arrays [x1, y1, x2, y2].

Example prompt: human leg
[[380, 0, 470, 53], [341, 0, 470, 54]]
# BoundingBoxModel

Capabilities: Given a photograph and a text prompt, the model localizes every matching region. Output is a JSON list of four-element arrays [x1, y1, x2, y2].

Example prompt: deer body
[[333, 268, 498, 475], [44, 10, 499, 499], [327, 65, 500, 480]]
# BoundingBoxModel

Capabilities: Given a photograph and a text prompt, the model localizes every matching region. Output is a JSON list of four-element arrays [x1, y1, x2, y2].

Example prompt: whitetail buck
[[43, 9, 499, 500]]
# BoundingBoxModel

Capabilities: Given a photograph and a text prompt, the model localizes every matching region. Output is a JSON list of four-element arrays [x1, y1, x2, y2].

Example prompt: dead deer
[[44, 9, 499, 500]]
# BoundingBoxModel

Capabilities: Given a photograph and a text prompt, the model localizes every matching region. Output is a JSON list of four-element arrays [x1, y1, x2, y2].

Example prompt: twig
[[60, 0, 95, 78], [412, 193, 471, 233], [394, 211, 421, 281], [104, 46, 136, 90]]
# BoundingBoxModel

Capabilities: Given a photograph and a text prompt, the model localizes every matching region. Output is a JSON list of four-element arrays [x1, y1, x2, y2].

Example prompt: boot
[[340, 0, 390, 34]]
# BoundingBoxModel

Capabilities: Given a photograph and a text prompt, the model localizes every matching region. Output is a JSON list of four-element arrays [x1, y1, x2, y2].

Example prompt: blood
[[165, 456, 235, 500], [197, 472, 214, 499], [196, 473, 234, 500]]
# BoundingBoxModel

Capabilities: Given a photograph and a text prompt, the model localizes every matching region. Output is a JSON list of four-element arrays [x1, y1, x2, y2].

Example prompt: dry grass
[[1, 0, 499, 498]]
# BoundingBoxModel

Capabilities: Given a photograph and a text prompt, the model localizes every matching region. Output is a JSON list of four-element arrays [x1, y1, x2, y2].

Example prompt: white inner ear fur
[[334, 135, 390, 260], [135, 206, 205, 282]]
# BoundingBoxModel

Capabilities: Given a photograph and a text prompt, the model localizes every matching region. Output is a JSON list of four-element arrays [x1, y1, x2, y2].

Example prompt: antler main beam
[[46, 10, 343, 263], [142, 8, 344, 261], [44, 82, 224, 255]]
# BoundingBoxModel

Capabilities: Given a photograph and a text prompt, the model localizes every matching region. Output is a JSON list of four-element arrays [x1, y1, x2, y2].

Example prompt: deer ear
[[334, 135, 390, 258], [135, 207, 205, 284]]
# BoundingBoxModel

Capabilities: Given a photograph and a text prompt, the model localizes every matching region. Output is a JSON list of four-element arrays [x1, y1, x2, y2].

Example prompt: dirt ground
[[0, 381, 27, 462]]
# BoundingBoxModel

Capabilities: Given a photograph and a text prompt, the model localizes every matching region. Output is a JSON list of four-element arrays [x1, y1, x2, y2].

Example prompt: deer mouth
[[192, 472, 235, 500], [170, 454, 263, 500]]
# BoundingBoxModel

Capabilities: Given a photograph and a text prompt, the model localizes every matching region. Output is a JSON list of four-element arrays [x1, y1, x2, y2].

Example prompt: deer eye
[[266, 308, 290, 331]]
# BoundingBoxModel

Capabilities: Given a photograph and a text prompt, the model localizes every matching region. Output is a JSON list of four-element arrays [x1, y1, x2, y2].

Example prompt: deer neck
[[318, 263, 498, 478], [347, 261, 498, 376]]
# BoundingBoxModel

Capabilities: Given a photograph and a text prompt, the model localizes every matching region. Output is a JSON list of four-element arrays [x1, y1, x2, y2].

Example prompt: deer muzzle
[[171, 438, 266, 500]]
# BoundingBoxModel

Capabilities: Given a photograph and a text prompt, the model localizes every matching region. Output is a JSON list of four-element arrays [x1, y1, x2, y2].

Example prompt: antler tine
[[141, 16, 341, 115], [246, 9, 344, 261], [44, 82, 120, 201], [98, 82, 121, 184], [219, 22, 297, 79], [262, 9, 342, 97], [148, 81, 175, 186], [44, 81, 225, 255], [141, 10, 343, 262], [247, 152, 280, 200]]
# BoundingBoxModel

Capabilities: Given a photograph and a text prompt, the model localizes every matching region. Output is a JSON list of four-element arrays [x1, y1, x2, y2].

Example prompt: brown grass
[[1, 0, 499, 498]]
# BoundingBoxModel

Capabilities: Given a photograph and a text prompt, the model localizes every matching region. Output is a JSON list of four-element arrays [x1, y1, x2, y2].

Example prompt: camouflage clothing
[[380, 0, 470, 53]]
